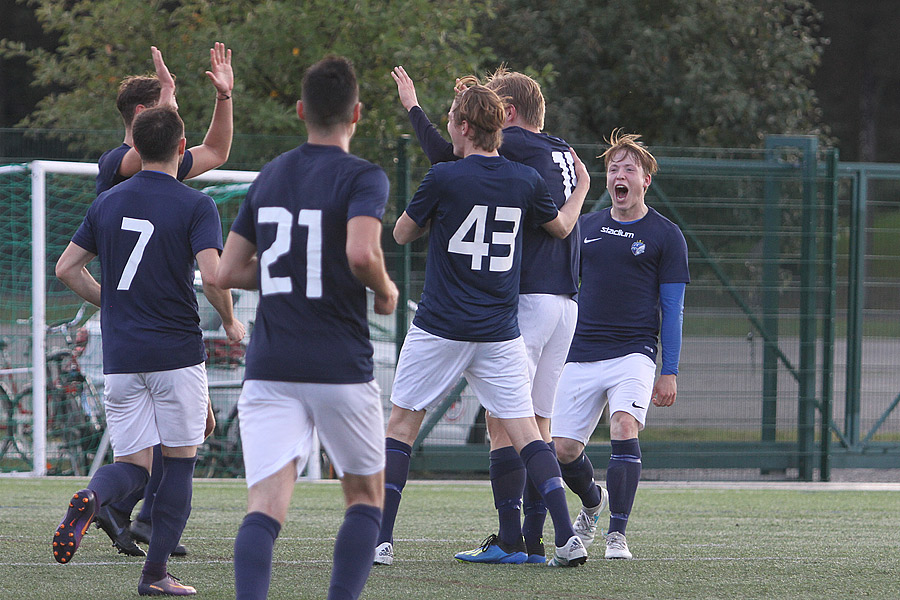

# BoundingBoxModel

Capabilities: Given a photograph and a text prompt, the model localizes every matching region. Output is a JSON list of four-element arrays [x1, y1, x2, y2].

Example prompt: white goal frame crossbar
[[9, 160, 258, 477]]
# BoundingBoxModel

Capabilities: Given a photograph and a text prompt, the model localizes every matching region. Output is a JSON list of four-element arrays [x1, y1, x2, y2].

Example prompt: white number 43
[[448, 205, 521, 272]]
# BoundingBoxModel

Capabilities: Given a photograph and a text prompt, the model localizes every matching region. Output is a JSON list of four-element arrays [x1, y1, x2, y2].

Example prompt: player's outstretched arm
[[185, 42, 234, 179], [391, 66, 457, 163], [391, 66, 420, 112], [56, 243, 101, 307], [348, 216, 398, 315], [117, 46, 179, 180], [197, 247, 245, 343], [542, 147, 590, 239], [217, 231, 259, 291]]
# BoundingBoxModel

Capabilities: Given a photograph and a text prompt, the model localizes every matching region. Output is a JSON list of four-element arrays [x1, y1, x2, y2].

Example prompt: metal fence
[[1, 128, 899, 481]]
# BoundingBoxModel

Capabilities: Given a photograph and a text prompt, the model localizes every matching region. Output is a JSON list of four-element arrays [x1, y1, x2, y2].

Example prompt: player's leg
[[305, 380, 385, 600], [466, 337, 584, 567], [602, 353, 655, 560], [519, 294, 577, 561], [53, 372, 155, 564], [376, 405, 424, 564], [233, 379, 319, 600], [378, 325, 473, 564], [552, 360, 612, 547], [235, 462, 297, 600], [137, 365, 207, 595]]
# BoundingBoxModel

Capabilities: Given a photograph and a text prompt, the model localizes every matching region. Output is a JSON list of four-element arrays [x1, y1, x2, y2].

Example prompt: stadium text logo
[[600, 226, 634, 238]]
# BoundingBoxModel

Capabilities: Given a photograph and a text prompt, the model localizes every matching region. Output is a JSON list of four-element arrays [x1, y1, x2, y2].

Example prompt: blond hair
[[484, 67, 545, 131], [451, 77, 507, 152], [600, 129, 658, 176]]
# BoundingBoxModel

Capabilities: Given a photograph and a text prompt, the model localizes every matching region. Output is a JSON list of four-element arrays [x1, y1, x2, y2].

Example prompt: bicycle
[[1, 304, 105, 474]]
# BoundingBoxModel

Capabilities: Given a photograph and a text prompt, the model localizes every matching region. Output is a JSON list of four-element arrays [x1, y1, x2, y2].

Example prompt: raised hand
[[391, 66, 420, 111], [205, 42, 234, 96], [151, 46, 177, 108]]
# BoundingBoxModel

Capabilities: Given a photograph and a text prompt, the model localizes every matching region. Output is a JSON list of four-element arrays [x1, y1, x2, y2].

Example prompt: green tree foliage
[[478, 0, 827, 147], [1, 0, 492, 152]]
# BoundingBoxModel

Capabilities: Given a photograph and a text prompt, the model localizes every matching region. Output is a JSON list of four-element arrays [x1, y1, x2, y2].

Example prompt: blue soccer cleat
[[455, 534, 527, 564], [525, 537, 546, 564], [53, 489, 97, 564]]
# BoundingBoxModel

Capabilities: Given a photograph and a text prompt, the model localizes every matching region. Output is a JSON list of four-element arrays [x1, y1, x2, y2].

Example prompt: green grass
[[1, 478, 899, 599]]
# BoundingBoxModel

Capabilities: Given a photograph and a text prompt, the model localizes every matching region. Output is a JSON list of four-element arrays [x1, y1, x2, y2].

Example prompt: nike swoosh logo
[[584, 237, 602, 244], [632, 402, 646, 410]]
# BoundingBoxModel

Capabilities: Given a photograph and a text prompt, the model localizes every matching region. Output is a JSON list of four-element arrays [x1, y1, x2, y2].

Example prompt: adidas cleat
[[547, 535, 587, 568], [604, 531, 633, 560], [138, 572, 197, 596], [53, 489, 97, 564], [373, 541, 394, 566], [455, 533, 527, 564]]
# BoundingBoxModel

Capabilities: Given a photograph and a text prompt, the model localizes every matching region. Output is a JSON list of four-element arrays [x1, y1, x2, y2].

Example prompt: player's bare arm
[[118, 47, 178, 179], [185, 42, 234, 178], [541, 147, 590, 239], [217, 231, 259, 291], [651, 373, 677, 407], [55, 242, 101, 307], [391, 66, 420, 112], [197, 247, 245, 343], [393, 211, 428, 245], [347, 216, 398, 315]]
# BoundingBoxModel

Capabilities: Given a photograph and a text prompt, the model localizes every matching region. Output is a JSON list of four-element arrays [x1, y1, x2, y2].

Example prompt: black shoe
[[131, 519, 188, 556], [94, 506, 145, 557]]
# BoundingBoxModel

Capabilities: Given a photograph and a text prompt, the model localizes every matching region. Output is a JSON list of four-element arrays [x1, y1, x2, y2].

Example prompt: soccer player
[[53, 105, 245, 596], [96, 43, 234, 195], [93, 42, 234, 559], [374, 79, 590, 568], [552, 130, 689, 560], [216, 55, 398, 600], [382, 66, 603, 564]]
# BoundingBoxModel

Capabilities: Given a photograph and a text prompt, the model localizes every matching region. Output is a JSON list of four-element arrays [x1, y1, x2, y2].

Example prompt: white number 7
[[117, 217, 154, 291]]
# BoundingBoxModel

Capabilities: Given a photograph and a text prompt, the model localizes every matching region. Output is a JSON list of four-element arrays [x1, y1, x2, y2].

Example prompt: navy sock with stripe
[[607, 438, 642, 535]]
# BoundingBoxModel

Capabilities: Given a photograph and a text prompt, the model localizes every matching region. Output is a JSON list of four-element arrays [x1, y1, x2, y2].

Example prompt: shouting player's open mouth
[[614, 184, 628, 201]]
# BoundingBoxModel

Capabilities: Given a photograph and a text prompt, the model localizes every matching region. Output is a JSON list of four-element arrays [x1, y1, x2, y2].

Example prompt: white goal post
[[14, 160, 257, 477]]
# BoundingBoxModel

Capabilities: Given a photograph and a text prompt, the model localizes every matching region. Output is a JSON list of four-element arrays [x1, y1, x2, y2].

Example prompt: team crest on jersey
[[631, 240, 646, 256]]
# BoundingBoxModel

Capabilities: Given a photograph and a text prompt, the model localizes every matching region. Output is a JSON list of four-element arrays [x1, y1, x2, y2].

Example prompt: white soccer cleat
[[573, 485, 609, 548], [373, 542, 394, 566], [546, 535, 587, 567], [604, 531, 632, 560]]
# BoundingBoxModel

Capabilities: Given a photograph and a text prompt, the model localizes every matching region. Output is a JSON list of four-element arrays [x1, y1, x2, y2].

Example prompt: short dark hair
[[301, 55, 359, 130], [132, 106, 184, 163], [116, 76, 162, 127]]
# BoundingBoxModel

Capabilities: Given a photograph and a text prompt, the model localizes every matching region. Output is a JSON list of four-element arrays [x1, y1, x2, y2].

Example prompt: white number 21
[[258, 207, 322, 297]]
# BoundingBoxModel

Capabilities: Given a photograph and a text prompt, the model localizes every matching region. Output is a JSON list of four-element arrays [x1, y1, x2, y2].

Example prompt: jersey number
[[117, 217, 154, 291], [551, 150, 576, 199], [258, 207, 322, 297], [448, 205, 521, 272]]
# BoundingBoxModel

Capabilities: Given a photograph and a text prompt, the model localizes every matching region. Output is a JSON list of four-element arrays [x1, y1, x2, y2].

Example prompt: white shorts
[[238, 379, 385, 488], [104, 363, 208, 457], [551, 353, 657, 444], [518, 294, 578, 418], [391, 325, 533, 419]]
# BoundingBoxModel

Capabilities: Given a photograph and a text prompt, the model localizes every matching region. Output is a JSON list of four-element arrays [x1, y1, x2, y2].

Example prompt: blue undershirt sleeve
[[408, 106, 458, 165], [659, 282, 686, 375]]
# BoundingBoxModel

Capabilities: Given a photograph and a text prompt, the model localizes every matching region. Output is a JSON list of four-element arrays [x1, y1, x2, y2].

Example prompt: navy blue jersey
[[567, 207, 690, 364], [406, 154, 559, 342], [231, 143, 389, 384], [96, 143, 194, 195], [72, 171, 223, 373], [408, 106, 579, 295]]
